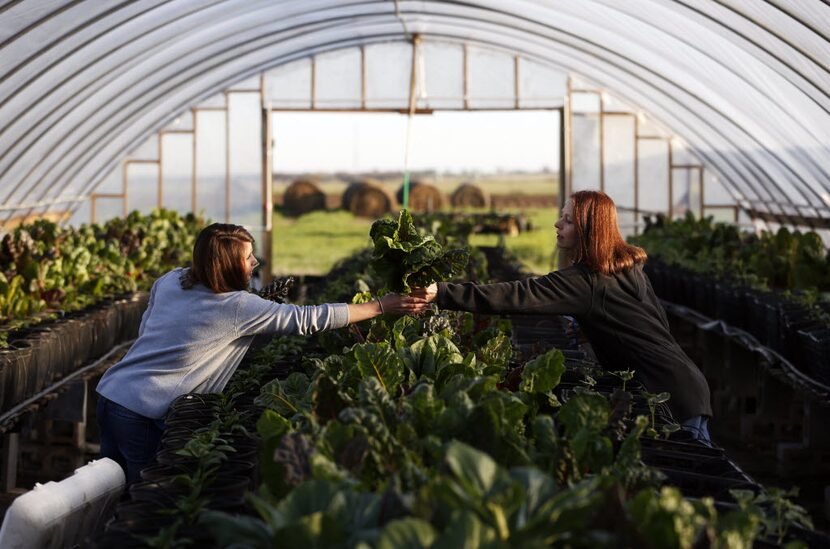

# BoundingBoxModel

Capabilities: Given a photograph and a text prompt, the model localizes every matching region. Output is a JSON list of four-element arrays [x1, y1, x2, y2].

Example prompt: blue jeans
[[96, 395, 166, 484], [681, 415, 712, 446]]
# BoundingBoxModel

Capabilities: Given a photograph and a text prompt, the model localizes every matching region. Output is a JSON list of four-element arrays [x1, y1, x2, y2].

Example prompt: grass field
[[271, 206, 560, 276]]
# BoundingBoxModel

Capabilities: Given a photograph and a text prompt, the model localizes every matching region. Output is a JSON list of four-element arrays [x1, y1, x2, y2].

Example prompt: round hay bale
[[450, 183, 489, 209], [283, 178, 326, 216], [342, 180, 395, 218], [341, 179, 375, 212], [395, 180, 444, 212]]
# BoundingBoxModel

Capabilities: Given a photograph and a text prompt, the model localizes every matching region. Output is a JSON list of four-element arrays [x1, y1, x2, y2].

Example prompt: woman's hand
[[379, 294, 430, 315], [410, 283, 438, 303], [346, 294, 429, 323]]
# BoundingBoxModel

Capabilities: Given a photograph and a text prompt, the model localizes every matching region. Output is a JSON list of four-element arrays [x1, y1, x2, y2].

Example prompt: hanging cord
[[402, 113, 414, 209], [402, 33, 423, 209]]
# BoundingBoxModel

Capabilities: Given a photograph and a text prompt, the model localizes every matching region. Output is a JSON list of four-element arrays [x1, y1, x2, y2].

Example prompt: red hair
[[569, 191, 646, 275]]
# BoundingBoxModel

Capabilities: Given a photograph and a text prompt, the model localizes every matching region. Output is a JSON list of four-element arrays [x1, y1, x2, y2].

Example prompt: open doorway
[[270, 109, 562, 276]]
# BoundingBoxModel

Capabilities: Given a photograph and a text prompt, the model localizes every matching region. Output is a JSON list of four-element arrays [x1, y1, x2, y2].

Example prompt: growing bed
[[93, 219, 823, 547]]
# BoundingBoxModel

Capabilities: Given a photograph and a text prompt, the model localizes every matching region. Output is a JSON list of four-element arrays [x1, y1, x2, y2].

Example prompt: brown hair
[[568, 190, 647, 275], [180, 223, 254, 293]]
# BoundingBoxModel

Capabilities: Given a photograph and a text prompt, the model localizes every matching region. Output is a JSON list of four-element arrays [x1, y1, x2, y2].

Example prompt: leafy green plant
[[369, 210, 470, 294], [0, 208, 204, 337], [519, 349, 565, 395], [731, 487, 814, 545], [190, 210, 811, 549], [609, 369, 635, 392], [631, 213, 829, 293], [643, 391, 671, 439]]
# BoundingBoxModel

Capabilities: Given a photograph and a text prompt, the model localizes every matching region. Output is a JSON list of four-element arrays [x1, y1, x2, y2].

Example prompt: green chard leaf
[[256, 372, 312, 416], [377, 518, 437, 549], [478, 333, 513, 373], [519, 350, 566, 394], [350, 341, 406, 396]]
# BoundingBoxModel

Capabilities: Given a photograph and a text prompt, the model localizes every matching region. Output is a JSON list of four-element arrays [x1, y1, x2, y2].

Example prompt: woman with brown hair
[[96, 223, 428, 482], [413, 190, 713, 442]]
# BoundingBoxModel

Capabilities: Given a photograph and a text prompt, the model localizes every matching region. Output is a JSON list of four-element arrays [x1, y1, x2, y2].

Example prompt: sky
[[270, 110, 561, 174]]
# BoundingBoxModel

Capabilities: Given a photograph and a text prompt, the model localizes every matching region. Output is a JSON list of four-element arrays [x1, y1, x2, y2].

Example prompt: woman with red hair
[[414, 190, 712, 442]]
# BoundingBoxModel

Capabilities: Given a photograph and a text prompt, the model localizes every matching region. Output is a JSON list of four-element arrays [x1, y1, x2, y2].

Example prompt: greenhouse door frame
[[267, 105, 564, 279]]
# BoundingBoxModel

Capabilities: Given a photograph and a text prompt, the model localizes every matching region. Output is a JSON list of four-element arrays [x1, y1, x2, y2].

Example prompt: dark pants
[[681, 415, 712, 446], [96, 395, 166, 484]]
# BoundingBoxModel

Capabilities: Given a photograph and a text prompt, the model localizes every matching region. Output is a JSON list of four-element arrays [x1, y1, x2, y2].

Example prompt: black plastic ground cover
[[661, 300, 830, 404], [646, 261, 830, 391], [0, 293, 149, 417]]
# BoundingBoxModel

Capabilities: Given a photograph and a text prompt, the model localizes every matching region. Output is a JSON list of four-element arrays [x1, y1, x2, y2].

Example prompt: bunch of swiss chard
[[369, 210, 470, 294]]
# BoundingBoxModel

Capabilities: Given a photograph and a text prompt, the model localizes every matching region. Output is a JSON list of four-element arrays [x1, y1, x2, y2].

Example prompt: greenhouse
[[0, 1, 829, 546]]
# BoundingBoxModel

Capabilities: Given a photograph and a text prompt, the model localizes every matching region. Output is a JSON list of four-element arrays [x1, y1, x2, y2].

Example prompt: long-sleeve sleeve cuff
[[332, 303, 351, 328], [436, 282, 450, 308]]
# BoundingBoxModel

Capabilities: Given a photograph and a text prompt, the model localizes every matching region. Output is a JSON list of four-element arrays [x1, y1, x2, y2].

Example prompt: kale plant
[[369, 210, 470, 294]]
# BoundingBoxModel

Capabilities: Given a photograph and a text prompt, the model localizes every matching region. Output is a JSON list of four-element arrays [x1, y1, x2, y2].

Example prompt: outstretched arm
[[412, 268, 592, 317], [236, 293, 429, 336], [346, 294, 429, 324]]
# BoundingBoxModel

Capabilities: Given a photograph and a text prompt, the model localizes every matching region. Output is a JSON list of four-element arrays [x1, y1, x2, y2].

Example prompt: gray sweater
[[96, 268, 350, 418]]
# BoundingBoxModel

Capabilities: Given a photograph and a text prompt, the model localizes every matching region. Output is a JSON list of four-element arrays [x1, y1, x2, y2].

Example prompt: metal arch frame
[[76, 7, 830, 211], [0, 0, 828, 223], [247, 11, 820, 212], [3, 14, 484, 212], [0, 1, 812, 211], [0, 1, 173, 91], [3, 0, 828, 119], [562, 0, 830, 190], [1, 3, 392, 204], [52, 23, 788, 227], [711, 0, 830, 76], [421, 0, 830, 209], [649, 1, 830, 109], [600, 1, 830, 206], [0, 1, 371, 115], [407, 3, 828, 210], [0, 41, 792, 228], [17, 30, 410, 223], [650, 0, 830, 194], [402, 3, 830, 215], [0, 15, 760, 207], [0, 15, 398, 216], [8, 24, 800, 227], [44, 22, 768, 220]]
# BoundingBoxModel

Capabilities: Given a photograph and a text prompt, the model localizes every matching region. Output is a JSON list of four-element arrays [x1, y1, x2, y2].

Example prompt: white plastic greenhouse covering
[[1, 1, 829, 232]]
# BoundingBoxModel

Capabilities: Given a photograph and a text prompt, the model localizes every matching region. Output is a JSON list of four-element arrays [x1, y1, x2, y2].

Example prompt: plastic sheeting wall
[[1, 1, 829, 229]]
